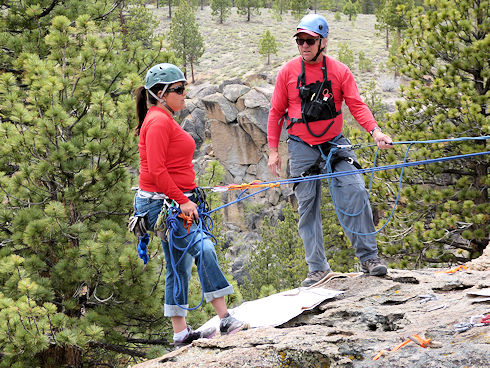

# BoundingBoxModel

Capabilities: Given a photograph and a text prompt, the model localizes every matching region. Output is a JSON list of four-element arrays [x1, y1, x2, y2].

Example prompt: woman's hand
[[179, 200, 199, 222]]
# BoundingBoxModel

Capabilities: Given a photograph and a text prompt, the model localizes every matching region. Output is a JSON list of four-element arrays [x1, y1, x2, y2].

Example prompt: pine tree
[[169, 0, 205, 82], [380, 0, 489, 267], [290, 0, 311, 20], [0, 1, 180, 366], [259, 30, 278, 65], [272, 0, 290, 19], [382, 0, 413, 46], [235, 0, 263, 21], [343, 0, 360, 20], [241, 204, 307, 300], [211, 0, 232, 23]]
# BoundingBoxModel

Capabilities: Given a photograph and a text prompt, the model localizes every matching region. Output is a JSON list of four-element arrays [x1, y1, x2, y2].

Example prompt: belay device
[[288, 56, 342, 137]]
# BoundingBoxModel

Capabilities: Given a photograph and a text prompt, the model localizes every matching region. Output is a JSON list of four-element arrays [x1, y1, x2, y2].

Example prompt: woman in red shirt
[[134, 63, 247, 346]]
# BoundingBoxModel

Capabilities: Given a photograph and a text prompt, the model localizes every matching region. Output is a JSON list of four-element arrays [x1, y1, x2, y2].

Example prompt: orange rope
[[223, 181, 281, 191], [434, 265, 468, 274]]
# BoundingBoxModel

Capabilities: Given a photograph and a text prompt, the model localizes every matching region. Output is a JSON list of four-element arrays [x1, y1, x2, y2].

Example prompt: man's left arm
[[342, 68, 394, 149]]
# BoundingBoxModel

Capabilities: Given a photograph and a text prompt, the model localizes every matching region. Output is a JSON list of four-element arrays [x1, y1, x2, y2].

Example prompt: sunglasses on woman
[[295, 38, 319, 46], [167, 85, 186, 95]]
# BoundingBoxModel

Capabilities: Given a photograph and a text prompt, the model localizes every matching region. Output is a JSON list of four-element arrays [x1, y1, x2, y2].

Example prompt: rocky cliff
[[177, 77, 293, 283], [132, 247, 489, 368], [136, 81, 489, 368]]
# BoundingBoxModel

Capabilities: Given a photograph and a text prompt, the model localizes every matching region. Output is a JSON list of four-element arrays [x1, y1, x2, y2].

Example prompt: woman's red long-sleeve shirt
[[267, 56, 378, 147], [138, 106, 196, 204]]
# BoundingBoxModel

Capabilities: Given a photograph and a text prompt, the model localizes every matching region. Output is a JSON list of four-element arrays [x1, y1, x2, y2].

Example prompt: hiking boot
[[219, 313, 249, 335], [301, 269, 331, 287], [173, 326, 216, 347], [361, 257, 388, 276]]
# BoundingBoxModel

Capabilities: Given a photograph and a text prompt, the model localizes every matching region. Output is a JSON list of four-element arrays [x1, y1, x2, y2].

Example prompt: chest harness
[[286, 56, 342, 138]]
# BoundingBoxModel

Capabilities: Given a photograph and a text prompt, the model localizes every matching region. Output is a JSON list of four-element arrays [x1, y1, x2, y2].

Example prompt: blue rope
[[142, 136, 488, 309], [206, 150, 489, 215], [326, 144, 413, 235], [165, 194, 219, 311]]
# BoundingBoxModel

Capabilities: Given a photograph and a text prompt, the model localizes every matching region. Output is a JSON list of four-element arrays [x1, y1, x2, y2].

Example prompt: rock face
[[178, 77, 291, 283], [131, 266, 489, 368]]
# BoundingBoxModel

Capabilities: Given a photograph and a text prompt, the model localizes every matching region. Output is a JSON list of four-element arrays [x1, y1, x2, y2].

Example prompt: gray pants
[[288, 135, 379, 272]]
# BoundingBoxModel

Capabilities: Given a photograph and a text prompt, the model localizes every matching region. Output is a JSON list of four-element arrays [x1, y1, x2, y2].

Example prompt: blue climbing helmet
[[144, 63, 186, 90], [294, 14, 329, 39]]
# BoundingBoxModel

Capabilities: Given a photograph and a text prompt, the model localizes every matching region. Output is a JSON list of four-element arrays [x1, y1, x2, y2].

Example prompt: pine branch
[[34, 0, 61, 19], [88, 341, 147, 358], [126, 338, 169, 345], [93, 1, 123, 22]]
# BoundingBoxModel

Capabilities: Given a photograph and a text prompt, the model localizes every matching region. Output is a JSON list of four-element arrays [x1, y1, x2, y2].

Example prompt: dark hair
[[134, 85, 166, 136]]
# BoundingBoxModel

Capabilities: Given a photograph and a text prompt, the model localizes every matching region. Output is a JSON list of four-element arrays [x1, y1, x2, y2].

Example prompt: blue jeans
[[288, 134, 379, 272], [134, 195, 234, 317]]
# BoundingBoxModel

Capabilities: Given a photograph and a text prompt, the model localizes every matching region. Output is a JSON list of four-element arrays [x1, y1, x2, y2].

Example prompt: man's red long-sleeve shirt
[[138, 106, 196, 204], [267, 56, 378, 148]]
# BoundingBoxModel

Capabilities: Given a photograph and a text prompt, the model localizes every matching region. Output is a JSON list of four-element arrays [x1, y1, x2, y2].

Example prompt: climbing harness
[[288, 134, 362, 190]]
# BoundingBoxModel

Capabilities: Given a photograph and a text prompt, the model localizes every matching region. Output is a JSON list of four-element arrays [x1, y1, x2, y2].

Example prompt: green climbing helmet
[[144, 63, 186, 90]]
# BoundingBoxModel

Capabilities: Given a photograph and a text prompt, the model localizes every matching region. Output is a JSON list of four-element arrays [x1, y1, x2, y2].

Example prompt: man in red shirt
[[267, 14, 394, 287]]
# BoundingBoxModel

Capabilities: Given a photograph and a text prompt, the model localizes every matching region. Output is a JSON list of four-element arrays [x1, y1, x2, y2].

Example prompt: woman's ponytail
[[135, 86, 148, 136]]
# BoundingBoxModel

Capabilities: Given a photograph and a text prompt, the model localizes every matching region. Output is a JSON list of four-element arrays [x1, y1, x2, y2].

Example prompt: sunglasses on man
[[167, 85, 186, 95], [295, 38, 319, 46]]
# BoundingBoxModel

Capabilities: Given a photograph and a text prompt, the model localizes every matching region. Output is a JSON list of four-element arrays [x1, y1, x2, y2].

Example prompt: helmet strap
[[311, 40, 325, 62], [147, 86, 174, 115]]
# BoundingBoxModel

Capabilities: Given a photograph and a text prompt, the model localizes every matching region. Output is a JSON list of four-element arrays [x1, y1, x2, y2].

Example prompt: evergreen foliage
[[0, 1, 180, 366], [290, 0, 311, 20], [337, 42, 355, 69], [235, 0, 263, 21], [259, 30, 278, 65], [379, 0, 489, 267], [343, 0, 360, 20], [241, 204, 307, 300], [211, 0, 232, 23], [329, 0, 347, 12], [358, 50, 374, 72], [169, 0, 205, 83], [272, 0, 290, 20]]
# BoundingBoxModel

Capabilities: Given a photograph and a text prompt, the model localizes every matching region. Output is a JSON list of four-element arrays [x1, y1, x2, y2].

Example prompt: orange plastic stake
[[434, 265, 468, 274], [372, 349, 390, 361], [409, 334, 432, 348], [391, 339, 411, 352]]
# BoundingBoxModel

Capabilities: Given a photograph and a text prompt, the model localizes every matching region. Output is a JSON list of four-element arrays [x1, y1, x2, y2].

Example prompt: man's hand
[[268, 147, 282, 177], [372, 129, 394, 149]]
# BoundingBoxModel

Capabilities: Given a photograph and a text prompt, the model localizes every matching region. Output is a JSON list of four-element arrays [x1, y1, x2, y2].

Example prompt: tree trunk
[[119, 0, 127, 35], [40, 345, 81, 368], [168, 0, 172, 18], [191, 58, 195, 83], [386, 28, 389, 50], [267, 53, 270, 65]]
